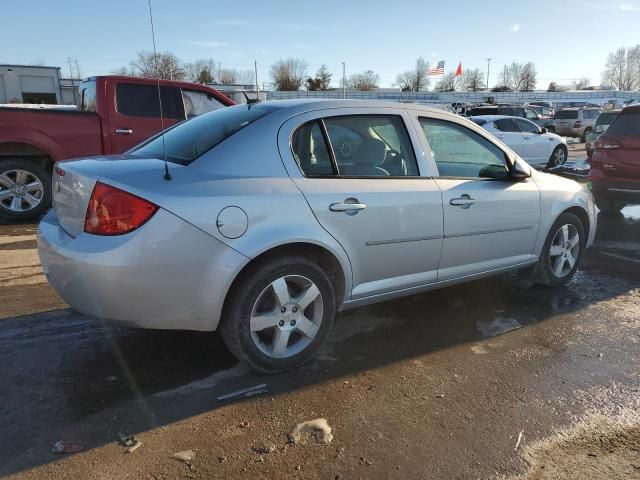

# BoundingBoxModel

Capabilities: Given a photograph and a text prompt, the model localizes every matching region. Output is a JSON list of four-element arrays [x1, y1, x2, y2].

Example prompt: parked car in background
[[585, 110, 621, 157], [471, 115, 568, 168], [528, 104, 555, 119], [0, 75, 234, 221], [528, 101, 554, 110], [588, 105, 640, 213], [467, 105, 556, 132], [38, 100, 596, 372], [554, 107, 602, 141]]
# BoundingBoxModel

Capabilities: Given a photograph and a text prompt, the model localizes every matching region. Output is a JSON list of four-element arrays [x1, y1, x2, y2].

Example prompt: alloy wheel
[[250, 275, 323, 359], [548, 224, 580, 278], [553, 147, 567, 166], [0, 169, 44, 213]]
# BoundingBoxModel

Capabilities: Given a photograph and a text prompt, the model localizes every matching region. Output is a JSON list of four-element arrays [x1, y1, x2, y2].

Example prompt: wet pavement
[[0, 204, 639, 479]]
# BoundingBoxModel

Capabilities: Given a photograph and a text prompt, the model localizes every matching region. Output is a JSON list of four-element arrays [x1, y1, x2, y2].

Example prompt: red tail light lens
[[573, 121, 582, 128], [594, 140, 620, 151], [84, 182, 158, 235]]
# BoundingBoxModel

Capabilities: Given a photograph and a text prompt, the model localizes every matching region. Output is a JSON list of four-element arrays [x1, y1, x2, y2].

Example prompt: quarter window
[[292, 115, 420, 177], [514, 118, 539, 134], [182, 90, 225, 118], [419, 118, 509, 179]]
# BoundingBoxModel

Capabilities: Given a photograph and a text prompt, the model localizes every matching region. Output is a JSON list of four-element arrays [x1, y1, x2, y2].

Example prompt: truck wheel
[[594, 194, 624, 214], [0, 159, 51, 222], [534, 212, 585, 287], [220, 254, 336, 373]]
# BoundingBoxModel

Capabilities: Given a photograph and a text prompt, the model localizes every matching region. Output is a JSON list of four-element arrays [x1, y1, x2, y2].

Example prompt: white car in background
[[471, 115, 568, 169]]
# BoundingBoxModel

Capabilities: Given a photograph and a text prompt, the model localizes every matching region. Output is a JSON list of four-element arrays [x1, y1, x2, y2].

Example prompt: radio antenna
[[147, 0, 171, 181]]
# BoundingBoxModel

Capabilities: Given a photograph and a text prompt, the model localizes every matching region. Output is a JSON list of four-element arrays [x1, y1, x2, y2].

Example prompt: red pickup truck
[[0, 75, 234, 220]]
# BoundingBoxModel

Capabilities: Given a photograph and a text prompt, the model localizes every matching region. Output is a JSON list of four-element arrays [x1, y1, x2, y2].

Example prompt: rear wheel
[[0, 159, 51, 222], [220, 255, 337, 373], [546, 145, 568, 168], [594, 194, 625, 214], [534, 212, 585, 287], [581, 127, 592, 142]]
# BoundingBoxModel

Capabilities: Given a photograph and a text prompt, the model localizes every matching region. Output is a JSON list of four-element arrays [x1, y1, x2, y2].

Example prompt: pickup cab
[[0, 75, 234, 220]]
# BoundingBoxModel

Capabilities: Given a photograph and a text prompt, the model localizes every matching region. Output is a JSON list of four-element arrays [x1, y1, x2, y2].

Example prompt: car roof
[[256, 98, 450, 116], [470, 115, 524, 121]]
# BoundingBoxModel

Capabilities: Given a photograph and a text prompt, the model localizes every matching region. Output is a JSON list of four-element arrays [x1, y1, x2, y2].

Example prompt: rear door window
[[556, 110, 578, 120], [514, 118, 539, 134], [606, 110, 640, 137], [494, 118, 519, 132], [116, 83, 184, 119]]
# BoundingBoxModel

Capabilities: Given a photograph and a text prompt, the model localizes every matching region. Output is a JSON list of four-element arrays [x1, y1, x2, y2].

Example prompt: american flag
[[428, 61, 445, 76]]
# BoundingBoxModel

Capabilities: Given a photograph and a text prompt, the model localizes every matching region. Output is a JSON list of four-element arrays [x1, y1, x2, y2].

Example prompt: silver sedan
[[38, 100, 597, 372]]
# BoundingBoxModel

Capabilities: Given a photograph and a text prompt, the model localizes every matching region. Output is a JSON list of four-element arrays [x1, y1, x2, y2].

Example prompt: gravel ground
[[0, 204, 638, 479]]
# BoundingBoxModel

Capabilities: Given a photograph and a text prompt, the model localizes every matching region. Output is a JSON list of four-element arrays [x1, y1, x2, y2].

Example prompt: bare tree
[[520, 62, 537, 91], [348, 70, 380, 91], [270, 58, 308, 91], [572, 77, 591, 90], [435, 72, 456, 92], [112, 66, 133, 76], [547, 82, 569, 92], [128, 51, 185, 80], [458, 68, 485, 92], [185, 59, 216, 83], [602, 46, 640, 90], [395, 57, 430, 92]]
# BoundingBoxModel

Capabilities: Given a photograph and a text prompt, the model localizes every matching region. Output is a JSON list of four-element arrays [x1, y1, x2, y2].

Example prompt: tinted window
[[513, 107, 525, 117], [494, 118, 519, 132], [131, 104, 277, 165], [607, 110, 640, 137], [514, 118, 539, 134], [420, 118, 509, 179], [78, 80, 96, 112], [470, 107, 497, 116], [594, 112, 619, 132], [324, 115, 419, 177], [556, 110, 578, 120], [291, 121, 334, 176], [496, 107, 514, 115], [116, 83, 184, 119], [182, 90, 225, 118]]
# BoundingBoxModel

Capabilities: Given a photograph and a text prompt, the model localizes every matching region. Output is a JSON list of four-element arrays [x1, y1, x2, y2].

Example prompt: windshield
[[130, 103, 278, 165]]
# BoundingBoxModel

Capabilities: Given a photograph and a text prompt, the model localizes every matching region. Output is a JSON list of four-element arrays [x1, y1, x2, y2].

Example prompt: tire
[[594, 194, 625, 214], [546, 145, 568, 168], [220, 255, 337, 373], [534, 212, 585, 287], [581, 128, 592, 143], [0, 159, 52, 222]]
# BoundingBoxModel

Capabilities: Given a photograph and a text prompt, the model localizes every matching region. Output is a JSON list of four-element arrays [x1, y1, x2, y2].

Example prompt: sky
[[1, 0, 639, 89]]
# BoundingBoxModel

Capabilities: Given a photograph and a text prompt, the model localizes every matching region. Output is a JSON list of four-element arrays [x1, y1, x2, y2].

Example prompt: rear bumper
[[555, 126, 582, 137], [589, 169, 640, 202], [37, 209, 248, 331]]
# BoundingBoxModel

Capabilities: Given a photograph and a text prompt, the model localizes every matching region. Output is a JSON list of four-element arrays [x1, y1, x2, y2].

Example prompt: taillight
[[594, 140, 620, 151], [84, 182, 158, 235], [573, 121, 582, 128]]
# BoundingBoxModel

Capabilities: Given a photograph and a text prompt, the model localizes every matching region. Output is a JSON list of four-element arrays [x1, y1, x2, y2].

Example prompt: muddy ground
[[1, 164, 639, 479]]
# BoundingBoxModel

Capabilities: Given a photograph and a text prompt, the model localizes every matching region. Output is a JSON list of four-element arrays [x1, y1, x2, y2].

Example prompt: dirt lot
[[1, 201, 639, 479]]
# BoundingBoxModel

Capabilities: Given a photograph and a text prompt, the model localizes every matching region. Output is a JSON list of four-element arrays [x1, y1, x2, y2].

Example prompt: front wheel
[[220, 255, 337, 373], [534, 212, 585, 287], [546, 145, 568, 168]]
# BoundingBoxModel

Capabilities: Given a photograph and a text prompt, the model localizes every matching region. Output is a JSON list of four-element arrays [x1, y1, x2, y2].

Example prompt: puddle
[[476, 317, 522, 338]]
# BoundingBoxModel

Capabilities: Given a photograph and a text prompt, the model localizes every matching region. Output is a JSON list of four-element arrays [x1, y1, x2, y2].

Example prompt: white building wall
[[0, 65, 63, 104]]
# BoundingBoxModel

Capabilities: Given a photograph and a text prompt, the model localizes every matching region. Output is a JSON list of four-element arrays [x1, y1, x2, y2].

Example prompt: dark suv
[[467, 105, 556, 132], [588, 105, 640, 213]]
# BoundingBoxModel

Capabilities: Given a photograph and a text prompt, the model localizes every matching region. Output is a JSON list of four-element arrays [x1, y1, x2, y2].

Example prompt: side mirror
[[511, 158, 532, 180], [539, 127, 548, 134]]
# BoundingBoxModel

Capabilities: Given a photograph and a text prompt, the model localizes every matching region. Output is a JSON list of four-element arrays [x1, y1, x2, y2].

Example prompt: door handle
[[115, 128, 133, 135], [329, 198, 367, 215], [449, 194, 475, 209]]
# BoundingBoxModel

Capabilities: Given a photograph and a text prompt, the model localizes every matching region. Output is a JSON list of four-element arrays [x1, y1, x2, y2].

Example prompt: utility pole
[[218, 62, 222, 83], [486, 58, 492, 89], [67, 57, 74, 79], [342, 62, 346, 99], [74, 59, 81, 79], [254, 60, 259, 101]]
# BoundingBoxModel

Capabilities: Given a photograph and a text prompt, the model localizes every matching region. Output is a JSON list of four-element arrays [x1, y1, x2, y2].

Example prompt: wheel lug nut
[[278, 320, 285, 327], [290, 320, 296, 326], [292, 306, 298, 313], [280, 307, 286, 313]]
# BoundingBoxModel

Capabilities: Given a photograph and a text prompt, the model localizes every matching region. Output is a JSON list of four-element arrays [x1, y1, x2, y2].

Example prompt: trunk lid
[[53, 155, 171, 237]]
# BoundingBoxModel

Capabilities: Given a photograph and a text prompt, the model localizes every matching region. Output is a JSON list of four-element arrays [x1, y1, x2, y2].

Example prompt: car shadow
[[0, 210, 638, 476]]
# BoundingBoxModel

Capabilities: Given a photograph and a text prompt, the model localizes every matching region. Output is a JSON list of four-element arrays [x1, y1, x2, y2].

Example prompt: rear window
[[130, 103, 278, 165], [606, 110, 640, 137], [470, 118, 487, 126], [555, 110, 578, 120], [595, 112, 618, 126], [469, 107, 496, 116]]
